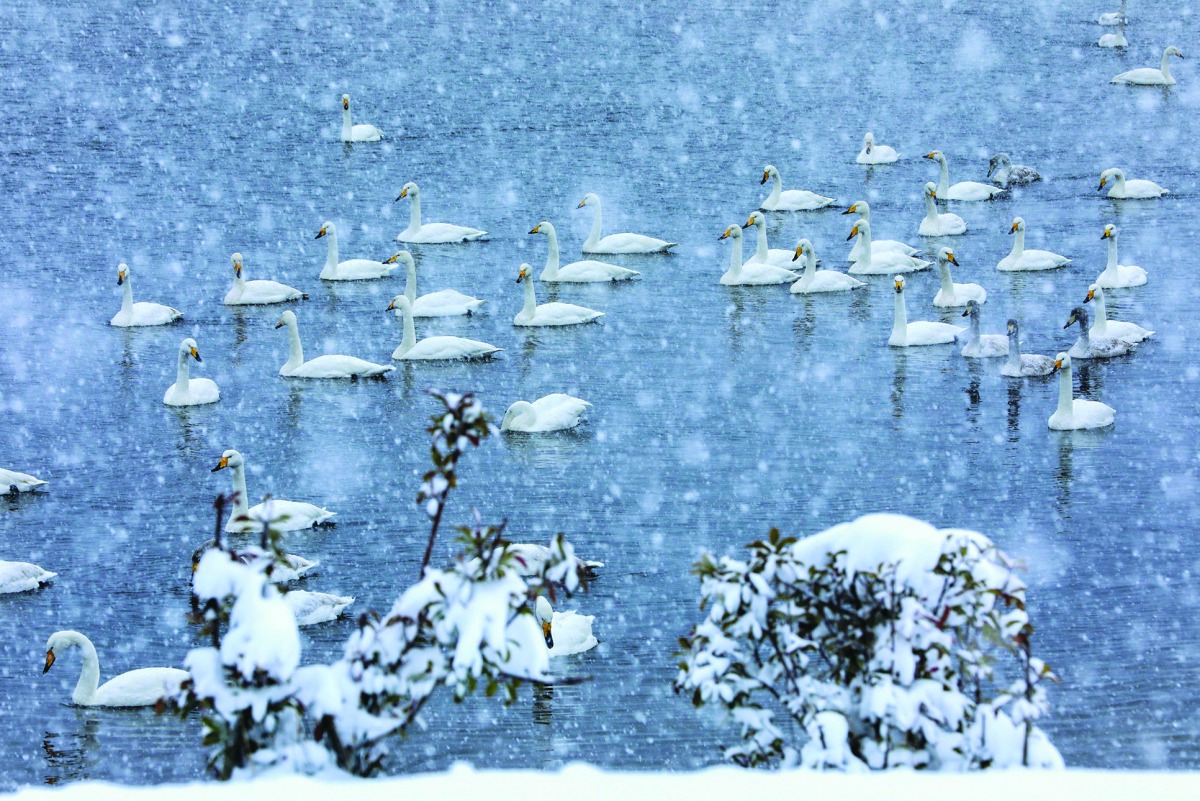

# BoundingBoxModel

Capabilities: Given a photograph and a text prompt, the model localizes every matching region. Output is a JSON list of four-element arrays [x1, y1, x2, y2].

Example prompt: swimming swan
[[340, 94, 381, 142], [0, 561, 56, 593], [843, 200, 919, 261], [285, 590, 354, 626], [1048, 353, 1116, 430], [1111, 46, 1183, 85], [275, 310, 395, 378], [924, 151, 1005, 200], [577, 193, 677, 253], [997, 217, 1070, 271], [847, 219, 931, 274], [1098, 168, 1167, 199], [110, 263, 182, 327], [918, 183, 967, 236], [987, 153, 1041, 186], [529, 221, 638, 282], [742, 211, 795, 267], [933, 247, 986, 307], [387, 251, 485, 316], [535, 596, 597, 657], [501, 394, 592, 432], [1065, 306, 1135, 359], [224, 253, 305, 305], [718, 225, 797, 285], [386, 295, 501, 360], [856, 132, 898, 164], [758, 164, 834, 211], [395, 182, 488, 243], [960, 300, 1009, 357], [43, 630, 188, 707], [1098, 28, 1128, 48], [1097, 224, 1147, 288], [163, 338, 220, 407], [889, 275, 964, 347], [316, 222, 398, 281], [212, 449, 336, 533], [1001, 320, 1056, 377], [1084, 283, 1154, 343], [514, 264, 604, 326], [789, 239, 865, 294], [0, 468, 48, 494], [1098, 0, 1126, 25]]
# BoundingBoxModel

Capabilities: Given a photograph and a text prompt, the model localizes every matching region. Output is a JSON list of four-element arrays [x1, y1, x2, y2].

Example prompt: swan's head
[[1009, 217, 1025, 235], [529, 221, 554, 236], [315, 221, 334, 240], [275, 310, 297, 330], [341, 93, 350, 110], [863, 132, 874, 151], [742, 211, 765, 230], [396, 182, 419, 202], [535, 596, 554, 648], [718, 225, 742, 242], [939, 247, 957, 265], [1052, 352, 1070, 373], [1101, 223, 1117, 240], [516, 263, 532, 283], [1064, 306, 1088, 330], [961, 299, 981, 318], [44, 630, 88, 674], [846, 219, 870, 241], [577, 192, 599, 209], [1006, 319, 1019, 336], [180, 337, 202, 362], [211, 448, 245, 473], [116, 263, 130, 285], [501, 400, 534, 432], [1166, 46, 1184, 59], [893, 275, 906, 293], [386, 294, 412, 313], [988, 153, 1012, 177], [1098, 168, 1122, 190], [231, 253, 244, 278], [923, 150, 946, 163], [760, 165, 779, 185], [1085, 283, 1100, 303], [842, 200, 868, 217], [923, 182, 937, 198], [792, 238, 813, 262], [383, 251, 415, 268]]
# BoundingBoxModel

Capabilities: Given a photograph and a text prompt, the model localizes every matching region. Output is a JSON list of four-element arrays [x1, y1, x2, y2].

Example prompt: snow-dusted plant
[[675, 513, 1062, 771]]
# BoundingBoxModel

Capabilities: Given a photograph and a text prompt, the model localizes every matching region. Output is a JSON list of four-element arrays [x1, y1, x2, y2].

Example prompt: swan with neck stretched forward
[[847, 219, 930, 274], [1111, 46, 1183, 85], [110, 263, 182, 327], [960, 301, 1009, 357], [535, 596, 597, 657], [576, 193, 676, 253], [1064, 306, 1135, 359], [386, 295, 501, 360], [501, 394, 592, 432], [212, 449, 336, 533], [43, 630, 188, 707], [889, 275, 964, 347], [998, 217, 1070, 271], [987, 153, 1041, 186], [933, 248, 986, 307], [1001, 320, 1055, 377], [0, 468, 48, 494], [340, 94, 382, 142], [514, 264, 604, 326], [742, 211, 795, 267], [856, 132, 898, 164], [758, 164, 834, 211], [0, 560, 55, 593], [224, 253, 305, 305], [918, 183, 967, 236], [316, 222, 398, 281], [395, 182, 488, 243], [529, 221, 638, 282], [385, 251, 485, 316], [843, 201, 919, 261], [924, 151, 1004, 201], [1048, 353, 1116, 430], [789, 239, 865, 294], [1084, 283, 1154, 343], [718, 225, 796, 285], [1098, 168, 1167, 199], [1096, 224, 1147, 288], [163, 338, 220, 407], [274, 310, 394, 378]]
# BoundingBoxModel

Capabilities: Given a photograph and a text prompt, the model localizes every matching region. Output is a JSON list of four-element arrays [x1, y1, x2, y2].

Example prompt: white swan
[[514, 264, 604, 326], [386, 295, 501, 360], [0, 468, 48, 494], [742, 211, 795, 267], [316, 222, 398, 281], [340, 94, 382, 142], [285, 590, 354, 626], [110, 263, 182, 327], [1098, 0, 1126, 25], [1001, 320, 1056, 377], [1065, 306, 1135, 359], [577, 193, 676, 253], [507, 543, 603, 577], [275, 310, 394, 378], [1084, 283, 1154, 343], [987, 153, 1041, 186], [387, 251, 485, 316], [0, 560, 55, 593], [847, 220, 930, 275], [1111, 46, 1183, 85], [997, 217, 1071, 271], [1098, 168, 1167, 199], [960, 300, 1009, 357], [789, 239, 865, 294], [1049, 353, 1116, 431], [224, 253, 305, 305], [924, 151, 1004, 201], [212, 449, 336, 533], [502, 394, 591, 432], [535, 596, 597, 657], [163, 338, 220, 407], [190, 540, 317, 584], [856, 132, 898, 165], [932, 248, 986, 307], [718, 225, 797, 285], [918, 182, 967, 236], [758, 164, 834, 211], [43, 631, 188, 707], [529, 221, 638, 282], [1099, 28, 1127, 48], [1097, 224, 1147, 288], [842, 201, 919, 261], [889, 276, 964, 347], [395, 182, 488, 243]]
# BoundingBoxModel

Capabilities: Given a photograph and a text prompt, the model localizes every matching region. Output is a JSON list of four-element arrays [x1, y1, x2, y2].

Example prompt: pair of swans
[[987, 153, 1041, 186], [1002, 320, 1056, 377], [0, 560, 55, 593], [1065, 306, 1136, 359], [224, 253, 305, 305], [534, 596, 597, 657], [0, 468, 48, 494], [528, 221, 639, 282], [316, 222, 400, 281], [386, 295, 501, 360], [340, 93, 382, 142], [1084, 284, 1154, 343], [843, 201, 919, 261], [515, 264, 604, 325], [576, 193, 676, 253], [847, 219, 930, 274], [212, 449, 336, 533], [998, 217, 1070, 271], [932, 248, 986, 307], [501, 394, 591, 432], [275, 310, 395, 377], [1098, 168, 1167, 199], [856, 133, 898, 164], [1049, 354, 1116, 430], [163, 338, 220, 406], [888, 276, 964, 347], [1097, 224, 1147, 288], [758, 164, 834, 211], [718, 225, 796, 285], [919, 183, 967, 236], [1111, 46, 1183, 85], [924, 151, 1005, 201], [44, 630, 187, 707], [789, 240, 864, 294], [960, 301, 1009, 358], [388, 250, 485, 316], [395, 182, 488, 243], [110, 264, 182, 327]]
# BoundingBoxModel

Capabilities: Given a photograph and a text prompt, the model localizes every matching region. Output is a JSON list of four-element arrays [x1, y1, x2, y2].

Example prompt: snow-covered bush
[[675, 514, 1062, 771]]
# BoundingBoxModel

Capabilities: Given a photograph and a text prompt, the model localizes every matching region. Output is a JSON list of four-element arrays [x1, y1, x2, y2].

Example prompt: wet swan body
[[43, 631, 188, 707], [316, 222, 398, 281], [275, 310, 395, 378], [1111, 46, 1183, 86], [789, 239, 865, 294], [387, 295, 501, 360], [211, 449, 336, 533], [924, 150, 1004, 201], [997, 217, 1070, 271], [577, 193, 676, 253], [501, 394, 592, 432], [514, 264, 604, 326], [163, 338, 220, 406], [888, 276, 963, 347], [224, 253, 304, 305], [1048, 354, 1116, 431], [340, 93, 382, 142], [395, 182, 488, 244], [110, 263, 182, 327]]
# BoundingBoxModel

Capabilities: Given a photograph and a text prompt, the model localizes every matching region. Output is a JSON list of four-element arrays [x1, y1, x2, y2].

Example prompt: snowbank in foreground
[[9, 764, 1200, 801]]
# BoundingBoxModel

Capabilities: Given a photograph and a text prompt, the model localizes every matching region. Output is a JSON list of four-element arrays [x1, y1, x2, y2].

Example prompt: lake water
[[1, 0, 1198, 788]]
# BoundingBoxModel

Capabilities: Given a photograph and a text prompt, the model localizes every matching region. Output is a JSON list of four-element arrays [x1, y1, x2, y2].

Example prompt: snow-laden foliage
[[675, 514, 1062, 771]]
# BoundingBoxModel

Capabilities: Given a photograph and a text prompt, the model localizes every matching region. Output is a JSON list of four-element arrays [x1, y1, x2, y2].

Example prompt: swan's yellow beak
[[234, 261, 242, 278], [792, 246, 803, 262], [117, 269, 126, 286], [315, 227, 327, 239], [946, 251, 958, 265], [718, 227, 732, 241], [846, 224, 859, 241], [387, 298, 396, 311], [43, 650, 55, 674], [211, 456, 229, 473], [383, 253, 399, 264], [1098, 177, 1108, 190], [516, 268, 528, 283], [760, 171, 769, 185], [1053, 357, 1063, 372], [894, 278, 903, 291], [842, 204, 857, 215], [399, 187, 409, 200], [924, 152, 936, 159], [1101, 228, 1112, 239], [541, 619, 554, 648], [529, 224, 541, 234], [342, 96, 349, 110], [190, 346, 201, 362], [576, 198, 586, 208], [742, 216, 754, 229], [1009, 221, 1019, 234], [1085, 289, 1095, 302]]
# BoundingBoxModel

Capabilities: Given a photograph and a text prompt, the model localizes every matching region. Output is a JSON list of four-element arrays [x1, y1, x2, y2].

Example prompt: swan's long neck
[[583, 202, 603, 249], [230, 273, 246, 300], [324, 230, 339, 276], [522, 278, 537, 318], [968, 312, 981, 340], [175, 349, 191, 394], [923, 192, 938, 222], [342, 105, 352, 139], [229, 463, 250, 518], [1103, 235, 1119, 280], [1075, 311, 1091, 347], [754, 224, 770, 261], [937, 158, 951, 196], [543, 227, 561, 279], [937, 261, 955, 297], [765, 173, 782, 207], [857, 227, 873, 263], [121, 276, 133, 315], [407, 193, 422, 234], [1161, 51, 1175, 81], [405, 262, 418, 303], [727, 235, 744, 276], [1010, 228, 1026, 259], [1056, 362, 1074, 418], [399, 303, 416, 354], [68, 635, 102, 705], [283, 319, 304, 372], [892, 289, 908, 341], [1005, 331, 1022, 369], [803, 249, 817, 278], [1093, 291, 1110, 325]]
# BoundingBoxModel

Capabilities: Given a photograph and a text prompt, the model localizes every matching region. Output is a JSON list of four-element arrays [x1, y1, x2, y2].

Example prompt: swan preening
[[534, 596, 597, 657], [742, 211, 795, 267], [212, 449, 336, 533], [110, 263, 182, 327], [44, 630, 188, 707], [987, 153, 1041, 186], [919, 182, 967, 236], [163, 338, 220, 407], [275, 310, 395, 378], [997, 217, 1070, 271], [501, 394, 591, 432], [395, 182, 488, 243], [1111, 46, 1183, 86], [514, 264, 604, 326], [340, 94, 382, 142], [932, 248, 986, 307], [316, 222, 398, 281], [924, 151, 1005, 201], [856, 132, 898, 165], [758, 164, 835, 211], [789, 239, 865, 294], [1084, 284, 1154, 343], [960, 301, 1009, 358], [388, 250, 486, 316], [719, 225, 797, 285], [224, 253, 305, 305], [1001, 320, 1056, 378], [1065, 306, 1135, 359], [529, 221, 638, 282], [577, 193, 676, 253], [285, 590, 354, 626], [0, 468, 48, 494], [387, 295, 501, 360], [889, 275, 964, 347], [1097, 224, 1147, 288], [847, 219, 930, 274], [843, 200, 919, 261], [1098, 168, 1167, 199], [0, 560, 56, 593], [1049, 353, 1116, 431]]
